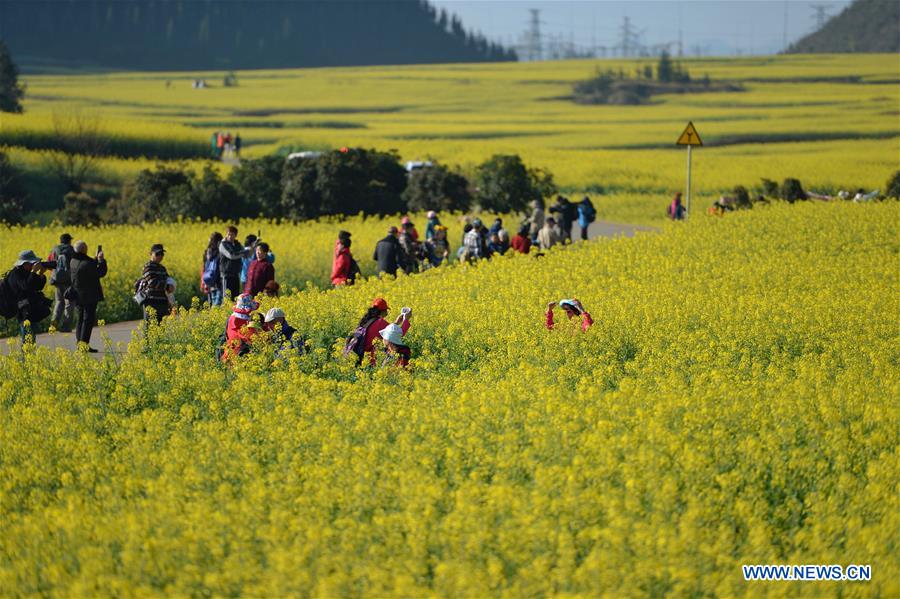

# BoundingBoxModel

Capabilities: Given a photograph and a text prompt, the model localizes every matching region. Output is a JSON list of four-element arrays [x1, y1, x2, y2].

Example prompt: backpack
[[344, 318, 377, 364], [348, 257, 361, 285], [202, 252, 220, 287], [0, 271, 17, 319], [580, 200, 596, 223], [49, 247, 72, 287]]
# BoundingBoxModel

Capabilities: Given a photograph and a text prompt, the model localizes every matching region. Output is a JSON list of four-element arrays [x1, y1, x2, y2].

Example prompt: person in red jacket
[[222, 294, 262, 361], [510, 224, 532, 254], [332, 231, 354, 287], [244, 242, 275, 296], [546, 298, 593, 332], [356, 297, 410, 366]]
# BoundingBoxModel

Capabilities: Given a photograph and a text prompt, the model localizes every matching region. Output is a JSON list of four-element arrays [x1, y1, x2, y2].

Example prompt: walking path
[[1, 220, 657, 358]]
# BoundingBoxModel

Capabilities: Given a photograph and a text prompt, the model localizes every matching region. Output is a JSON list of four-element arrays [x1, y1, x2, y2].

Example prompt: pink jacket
[[364, 317, 410, 365]]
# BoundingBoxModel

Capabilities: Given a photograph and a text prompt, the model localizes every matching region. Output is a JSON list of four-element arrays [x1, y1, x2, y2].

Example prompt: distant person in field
[[6, 250, 51, 343], [577, 196, 597, 240], [201, 231, 224, 307], [332, 231, 358, 287], [210, 132, 220, 158], [425, 225, 450, 266], [398, 222, 419, 274], [400, 216, 419, 242], [379, 310, 413, 368], [511, 224, 532, 254], [216, 132, 224, 158], [425, 211, 441, 241], [546, 298, 593, 332], [668, 192, 686, 220], [48, 232, 75, 332], [244, 242, 275, 296], [69, 240, 107, 352], [529, 199, 545, 245], [137, 244, 171, 324], [345, 298, 410, 366], [374, 226, 403, 277], [457, 223, 473, 261], [549, 195, 577, 241], [234, 133, 242, 158], [538, 217, 562, 250]]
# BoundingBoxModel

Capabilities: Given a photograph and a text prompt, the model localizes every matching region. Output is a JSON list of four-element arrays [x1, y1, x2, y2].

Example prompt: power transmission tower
[[521, 9, 543, 61], [617, 16, 642, 57], [810, 3, 832, 30]]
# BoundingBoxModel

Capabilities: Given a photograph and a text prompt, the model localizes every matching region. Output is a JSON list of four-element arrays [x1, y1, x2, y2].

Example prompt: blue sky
[[431, 0, 853, 57]]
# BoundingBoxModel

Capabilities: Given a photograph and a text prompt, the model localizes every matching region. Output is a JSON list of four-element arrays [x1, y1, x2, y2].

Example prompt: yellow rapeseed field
[[1, 201, 897, 596]]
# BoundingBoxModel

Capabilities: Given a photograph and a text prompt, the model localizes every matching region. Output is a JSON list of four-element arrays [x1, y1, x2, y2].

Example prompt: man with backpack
[[218, 226, 248, 301], [577, 196, 597, 241], [48, 233, 75, 331], [1, 250, 52, 343]]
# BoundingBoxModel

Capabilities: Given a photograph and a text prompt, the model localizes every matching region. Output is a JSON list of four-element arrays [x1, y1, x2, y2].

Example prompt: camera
[[40, 261, 57, 269]]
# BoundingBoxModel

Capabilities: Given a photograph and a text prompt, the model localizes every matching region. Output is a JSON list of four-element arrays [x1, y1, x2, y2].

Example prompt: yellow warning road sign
[[676, 121, 703, 146]]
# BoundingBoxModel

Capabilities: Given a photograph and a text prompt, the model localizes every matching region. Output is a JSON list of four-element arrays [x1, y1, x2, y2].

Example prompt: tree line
[[0, 0, 516, 70]]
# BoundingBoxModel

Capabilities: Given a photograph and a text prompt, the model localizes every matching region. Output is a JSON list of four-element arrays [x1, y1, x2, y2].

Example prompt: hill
[[0, 0, 515, 71], [786, 0, 900, 54]]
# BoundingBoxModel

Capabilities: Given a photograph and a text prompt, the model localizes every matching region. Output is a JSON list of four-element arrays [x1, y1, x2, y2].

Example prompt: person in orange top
[[221, 294, 262, 361], [546, 298, 593, 332]]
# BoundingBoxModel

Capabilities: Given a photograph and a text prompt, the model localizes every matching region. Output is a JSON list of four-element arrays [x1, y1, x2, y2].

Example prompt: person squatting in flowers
[[354, 297, 410, 366], [221, 294, 262, 361], [379, 309, 412, 368], [546, 298, 593, 332]]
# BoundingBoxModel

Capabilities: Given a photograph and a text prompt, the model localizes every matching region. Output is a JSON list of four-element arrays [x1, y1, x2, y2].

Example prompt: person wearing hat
[[263, 307, 304, 357], [373, 227, 403, 277], [48, 233, 76, 332], [462, 217, 485, 262], [137, 244, 171, 324], [425, 224, 450, 266], [379, 314, 412, 368], [332, 231, 354, 287], [6, 250, 51, 343], [400, 215, 419, 242], [69, 240, 107, 352], [546, 298, 593, 332], [425, 211, 442, 242], [222, 293, 262, 361], [354, 298, 410, 366]]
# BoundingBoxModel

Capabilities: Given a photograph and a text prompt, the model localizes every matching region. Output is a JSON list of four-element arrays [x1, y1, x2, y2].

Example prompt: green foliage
[[402, 163, 472, 212], [761, 178, 780, 198], [657, 51, 674, 83], [0, 151, 25, 224], [780, 178, 808, 203], [62, 191, 101, 226], [733, 185, 752, 209], [0, 39, 24, 113], [787, 0, 900, 53], [885, 170, 900, 199], [229, 155, 286, 218], [281, 148, 407, 219], [109, 163, 247, 224], [475, 154, 556, 213]]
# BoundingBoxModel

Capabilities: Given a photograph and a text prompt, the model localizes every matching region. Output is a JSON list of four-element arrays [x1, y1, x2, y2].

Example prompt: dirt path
[[1, 220, 657, 358]]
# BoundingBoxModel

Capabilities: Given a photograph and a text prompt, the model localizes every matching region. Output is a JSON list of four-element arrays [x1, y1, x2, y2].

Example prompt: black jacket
[[70, 254, 107, 305], [373, 235, 402, 276], [218, 239, 246, 277], [550, 200, 578, 229], [6, 266, 47, 321]]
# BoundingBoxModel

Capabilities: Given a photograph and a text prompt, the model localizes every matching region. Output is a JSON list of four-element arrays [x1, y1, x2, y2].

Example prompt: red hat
[[372, 297, 389, 311]]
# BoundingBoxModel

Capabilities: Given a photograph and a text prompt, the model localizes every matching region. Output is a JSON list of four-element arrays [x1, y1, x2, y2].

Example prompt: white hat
[[379, 323, 406, 346], [264, 307, 285, 323]]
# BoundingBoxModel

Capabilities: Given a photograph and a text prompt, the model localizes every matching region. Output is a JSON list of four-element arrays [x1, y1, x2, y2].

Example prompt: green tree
[[280, 156, 321, 220], [402, 162, 472, 212], [62, 191, 101, 226], [780, 178, 808, 203], [475, 154, 556, 213], [657, 51, 673, 83], [0, 151, 25, 223], [885, 170, 900, 199], [229, 155, 285, 217], [0, 39, 25, 113]]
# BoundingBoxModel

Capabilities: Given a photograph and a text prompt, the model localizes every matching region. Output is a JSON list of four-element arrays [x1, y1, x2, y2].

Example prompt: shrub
[[780, 178, 807, 203], [280, 156, 321, 220], [761, 178, 779, 198], [733, 185, 752, 209], [402, 162, 472, 212], [109, 164, 194, 223], [62, 191, 101, 225], [0, 151, 25, 224], [475, 154, 556, 213], [191, 164, 246, 221], [229, 155, 286, 217]]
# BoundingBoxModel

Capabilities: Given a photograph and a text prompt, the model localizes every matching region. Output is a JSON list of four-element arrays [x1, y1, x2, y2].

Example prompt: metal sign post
[[676, 121, 702, 218]]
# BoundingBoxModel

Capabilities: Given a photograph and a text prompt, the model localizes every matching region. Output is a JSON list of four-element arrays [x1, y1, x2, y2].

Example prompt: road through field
[[1, 220, 657, 358]]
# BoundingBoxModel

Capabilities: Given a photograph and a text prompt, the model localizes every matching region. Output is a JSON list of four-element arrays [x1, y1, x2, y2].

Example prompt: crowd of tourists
[[2, 201, 598, 357]]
